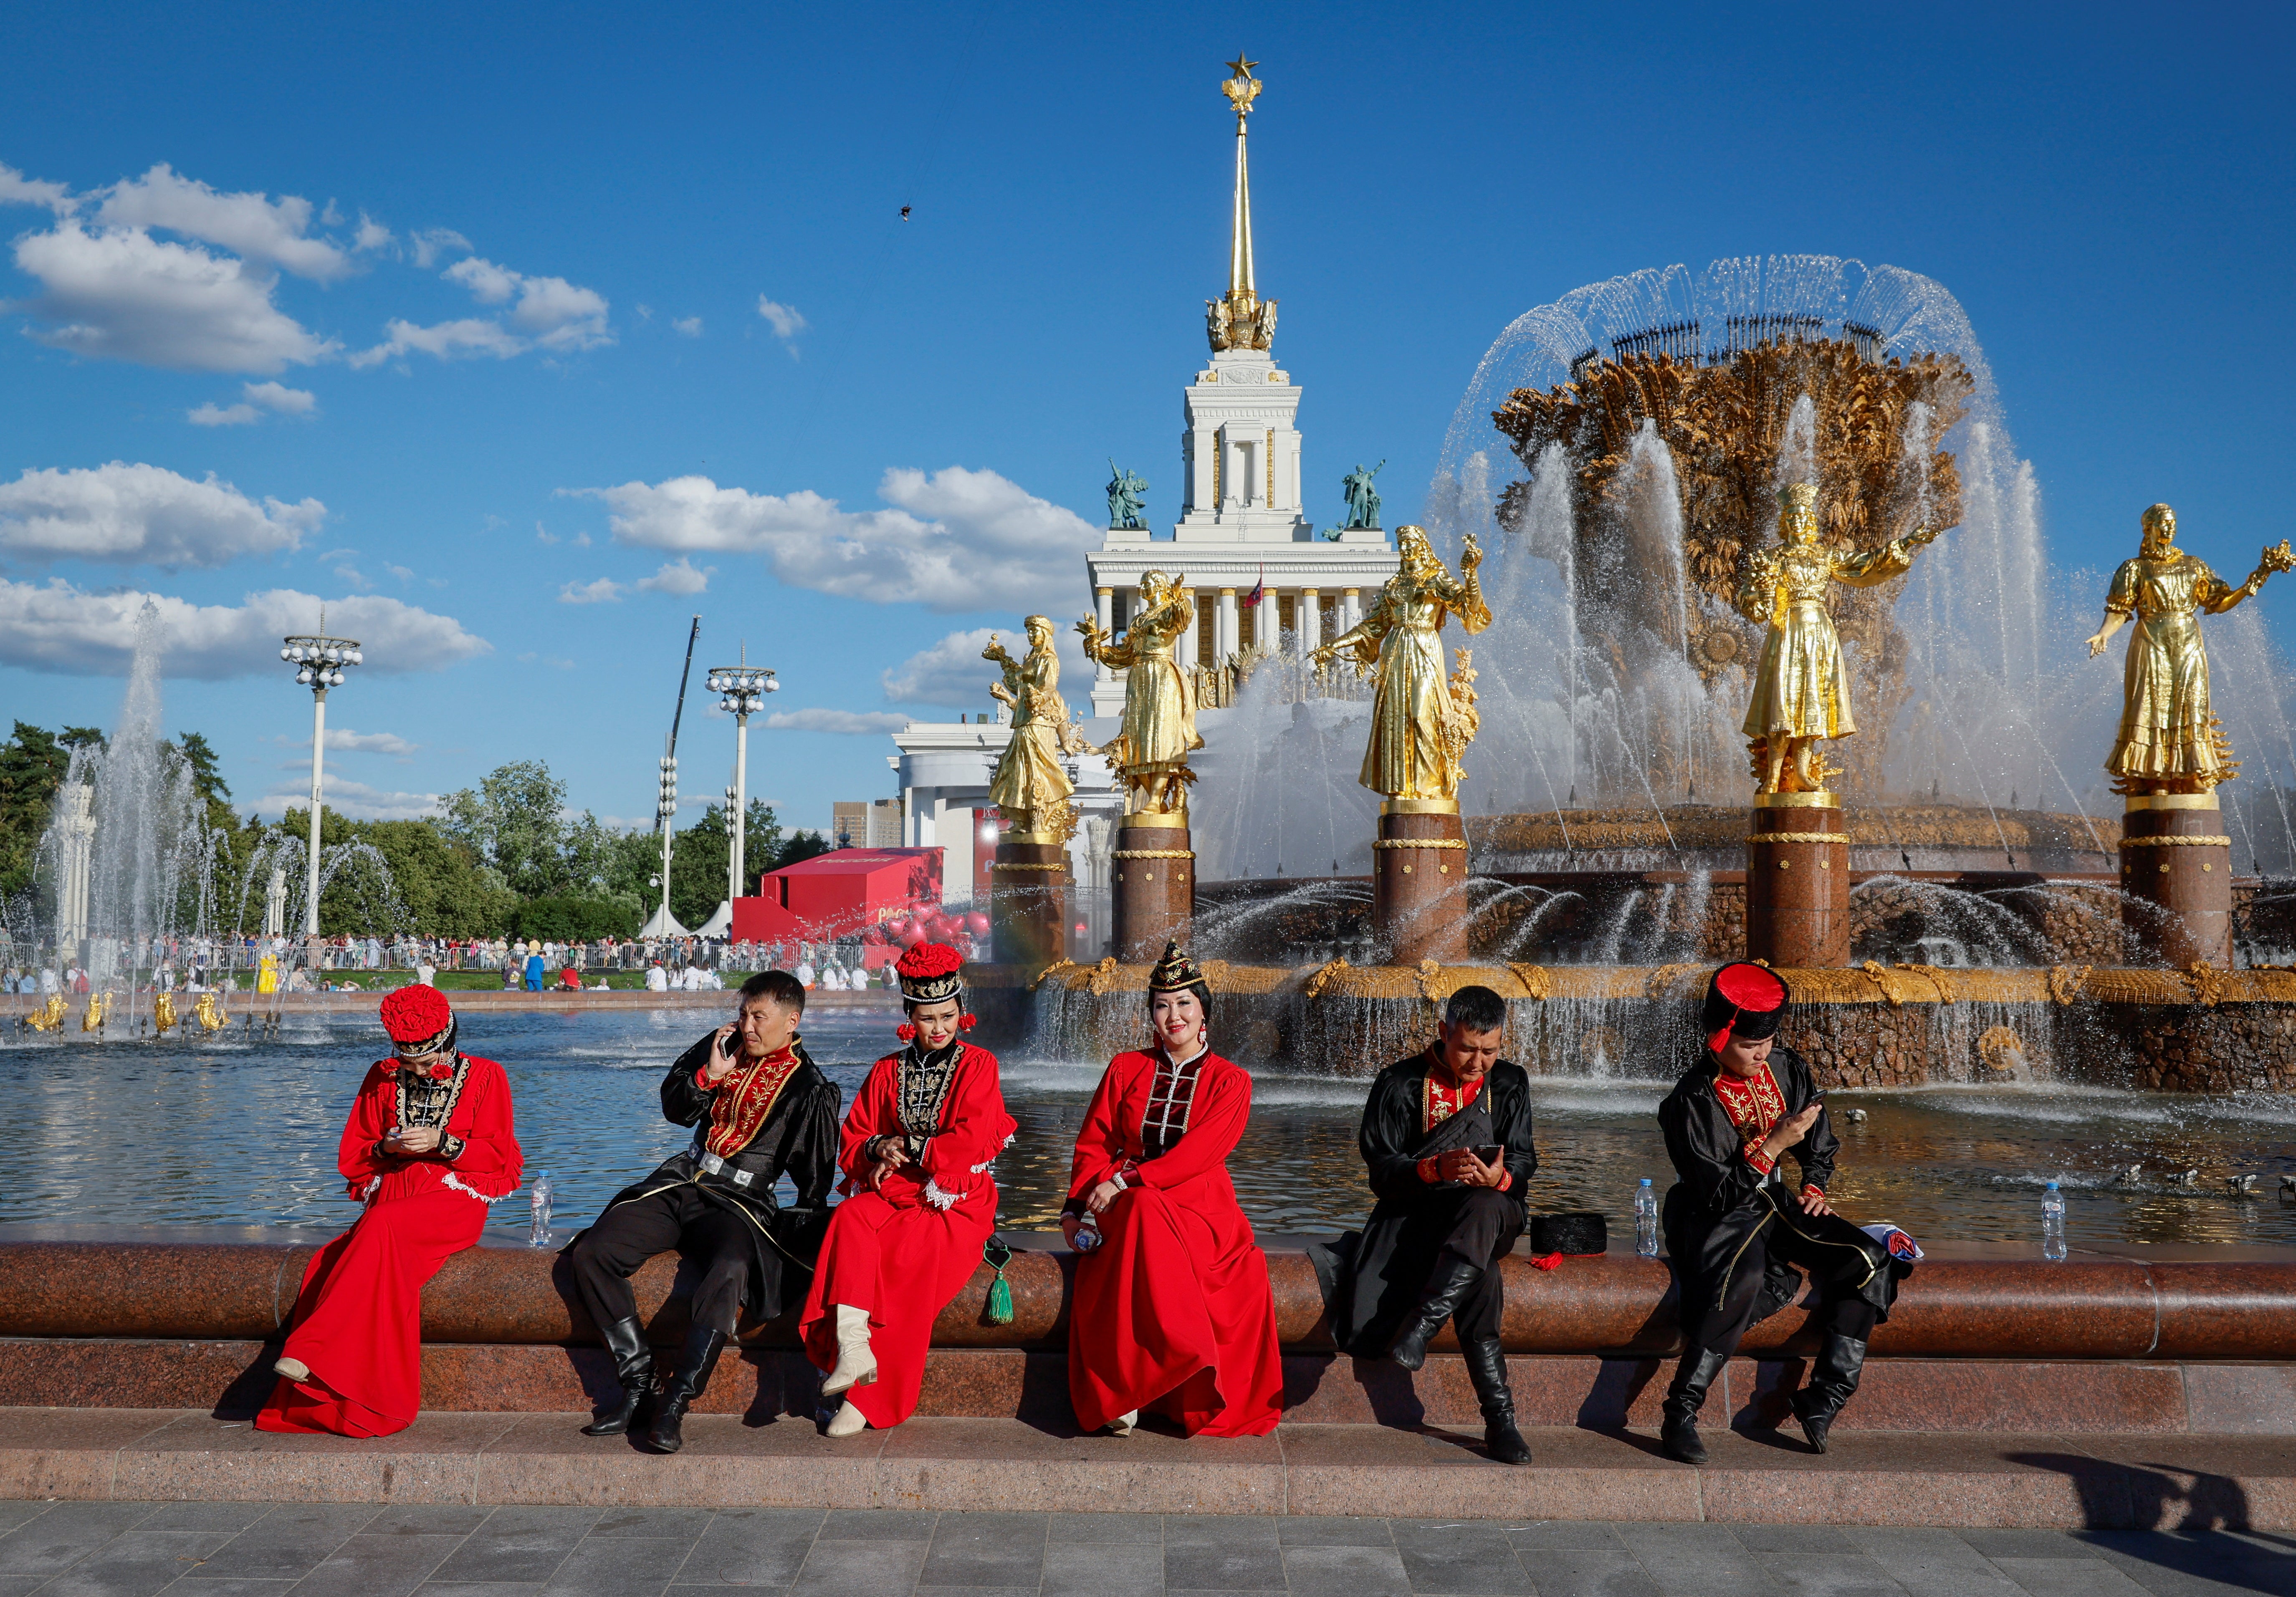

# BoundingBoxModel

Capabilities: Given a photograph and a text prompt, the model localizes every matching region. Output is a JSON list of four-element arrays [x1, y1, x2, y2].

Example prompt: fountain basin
[[991, 959, 2296, 1092]]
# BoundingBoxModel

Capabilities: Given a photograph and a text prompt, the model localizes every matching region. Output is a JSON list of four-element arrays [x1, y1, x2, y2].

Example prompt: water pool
[[3, 1007, 2292, 1250]]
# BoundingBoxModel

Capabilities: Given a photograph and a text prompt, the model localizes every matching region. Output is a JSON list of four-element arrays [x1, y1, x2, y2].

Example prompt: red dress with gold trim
[[798, 1041, 1015, 1429], [256, 1053, 522, 1438], [1064, 1047, 1282, 1438]]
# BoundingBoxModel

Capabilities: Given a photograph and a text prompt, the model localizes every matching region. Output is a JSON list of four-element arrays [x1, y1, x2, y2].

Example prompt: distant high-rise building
[[833, 798, 905, 849]]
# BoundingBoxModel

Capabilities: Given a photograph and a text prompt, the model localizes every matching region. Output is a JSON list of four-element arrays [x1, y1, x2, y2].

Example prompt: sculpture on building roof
[[1105, 461, 1148, 531], [1340, 460, 1385, 530]]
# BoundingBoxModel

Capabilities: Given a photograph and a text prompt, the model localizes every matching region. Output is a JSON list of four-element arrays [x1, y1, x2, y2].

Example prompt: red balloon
[[964, 911, 990, 935]]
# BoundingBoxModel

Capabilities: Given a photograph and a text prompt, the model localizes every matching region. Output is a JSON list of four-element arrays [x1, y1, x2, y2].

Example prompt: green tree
[[0, 723, 72, 903], [439, 760, 572, 898], [668, 804, 730, 929], [777, 829, 833, 868]]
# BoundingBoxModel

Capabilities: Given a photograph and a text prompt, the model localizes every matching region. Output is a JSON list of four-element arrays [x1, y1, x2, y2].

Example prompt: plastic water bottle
[[529, 1170, 554, 1248], [2041, 1180, 2066, 1261], [1634, 1178, 1660, 1258]]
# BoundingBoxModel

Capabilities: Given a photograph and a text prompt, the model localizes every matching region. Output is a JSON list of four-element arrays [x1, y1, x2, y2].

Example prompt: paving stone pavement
[[0, 1503, 2289, 1597]]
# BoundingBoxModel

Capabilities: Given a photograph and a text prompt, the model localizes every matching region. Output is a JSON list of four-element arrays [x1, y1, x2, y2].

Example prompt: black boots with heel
[[1659, 1347, 1728, 1464], [581, 1317, 654, 1438], [644, 1325, 728, 1454], [1387, 1257, 1483, 1372], [1463, 1338, 1532, 1465], [1790, 1333, 1868, 1454]]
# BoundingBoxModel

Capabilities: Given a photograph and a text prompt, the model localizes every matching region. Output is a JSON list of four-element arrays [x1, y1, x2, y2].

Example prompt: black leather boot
[[1790, 1333, 1868, 1454], [582, 1317, 655, 1436], [643, 1326, 728, 1454], [1463, 1338, 1532, 1465], [1659, 1348, 1728, 1464], [1388, 1256, 1483, 1372]]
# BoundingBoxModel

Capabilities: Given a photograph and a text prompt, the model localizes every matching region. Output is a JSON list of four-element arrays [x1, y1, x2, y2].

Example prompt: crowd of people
[[253, 946, 1915, 1463]]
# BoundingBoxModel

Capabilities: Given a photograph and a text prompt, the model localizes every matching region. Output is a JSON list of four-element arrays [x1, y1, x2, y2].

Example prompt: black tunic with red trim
[[590, 1032, 842, 1319]]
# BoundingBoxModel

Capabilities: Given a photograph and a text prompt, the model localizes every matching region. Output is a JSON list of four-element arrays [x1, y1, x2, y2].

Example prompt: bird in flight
[[900, 205, 912, 220]]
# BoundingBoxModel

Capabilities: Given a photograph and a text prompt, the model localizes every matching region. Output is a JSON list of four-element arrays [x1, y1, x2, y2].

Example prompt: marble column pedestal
[[989, 840, 1070, 968], [1111, 815, 1193, 960], [1374, 800, 1469, 965], [1745, 793, 1851, 967], [2120, 794, 2234, 967]]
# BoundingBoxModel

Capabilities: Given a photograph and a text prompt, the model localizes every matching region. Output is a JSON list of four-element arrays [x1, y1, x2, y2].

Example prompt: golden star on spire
[[1226, 53, 1257, 77], [1221, 52, 1262, 121]]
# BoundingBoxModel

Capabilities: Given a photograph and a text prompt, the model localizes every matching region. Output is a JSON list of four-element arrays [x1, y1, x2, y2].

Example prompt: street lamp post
[[704, 657, 777, 909], [278, 633, 362, 955], [656, 746, 678, 930]]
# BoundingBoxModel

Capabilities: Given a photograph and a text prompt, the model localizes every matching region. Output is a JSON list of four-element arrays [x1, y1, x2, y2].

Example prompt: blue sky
[[1, 1, 2289, 833]]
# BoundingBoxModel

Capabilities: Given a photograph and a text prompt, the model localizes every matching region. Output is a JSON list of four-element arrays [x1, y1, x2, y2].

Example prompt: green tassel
[[984, 1236, 1015, 1325]]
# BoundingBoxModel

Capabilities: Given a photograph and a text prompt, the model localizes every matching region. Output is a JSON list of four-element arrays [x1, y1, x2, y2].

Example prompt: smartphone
[[1473, 1145, 1504, 1165], [718, 1029, 739, 1058]]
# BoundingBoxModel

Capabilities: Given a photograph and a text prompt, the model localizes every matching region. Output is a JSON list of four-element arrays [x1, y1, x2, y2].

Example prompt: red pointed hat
[[1702, 962, 1788, 1054], [895, 941, 964, 1005]]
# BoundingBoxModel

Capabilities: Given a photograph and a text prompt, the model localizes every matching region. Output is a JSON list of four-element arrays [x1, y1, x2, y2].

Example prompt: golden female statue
[[2085, 504, 2293, 795], [983, 617, 1081, 839], [1737, 483, 1940, 795], [1076, 571, 1202, 815], [1312, 526, 1491, 802]]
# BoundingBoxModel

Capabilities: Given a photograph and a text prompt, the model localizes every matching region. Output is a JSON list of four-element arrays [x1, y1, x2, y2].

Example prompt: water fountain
[[993, 257, 2296, 1096]]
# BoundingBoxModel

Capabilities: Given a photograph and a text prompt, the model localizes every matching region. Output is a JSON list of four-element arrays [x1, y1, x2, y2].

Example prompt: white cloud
[[762, 708, 910, 734], [558, 576, 623, 604], [324, 727, 418, 755], [635, 557, 711, 594], [10, 221, 338, 373], [347, 316, 525, 367], [0, 579, 489, 677], [0, 461, 324, 567], [93, 164, 351, 281], [0, 162, 72, 215], [881, 625, 1093, 708], [352, 255, 610, 366], [757, 296, 806, 344], [187, 379, 316, 426], [352, 214, 392, 252], [254, 774, 440, 821], [410, 228, 471, 268], [572, 466, 1098, 614], [673, 316, 702, 337]]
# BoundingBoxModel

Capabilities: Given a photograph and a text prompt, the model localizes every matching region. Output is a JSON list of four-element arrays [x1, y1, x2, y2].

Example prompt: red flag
[[1240, 565, 1265, 608]]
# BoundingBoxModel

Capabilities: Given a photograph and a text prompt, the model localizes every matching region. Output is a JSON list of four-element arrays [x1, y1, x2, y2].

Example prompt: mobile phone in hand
[[1473, 1145, 1505, 1165], [718, 1029, 739, 1058]]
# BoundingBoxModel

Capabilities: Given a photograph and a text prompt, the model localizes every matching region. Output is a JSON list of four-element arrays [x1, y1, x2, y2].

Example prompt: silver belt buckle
[[732, 1168, 754, 1188], [700, 1151, 726, 1175]]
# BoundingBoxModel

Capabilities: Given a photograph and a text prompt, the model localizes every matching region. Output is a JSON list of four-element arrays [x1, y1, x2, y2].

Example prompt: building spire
[[1207, 54, 1275, 354]]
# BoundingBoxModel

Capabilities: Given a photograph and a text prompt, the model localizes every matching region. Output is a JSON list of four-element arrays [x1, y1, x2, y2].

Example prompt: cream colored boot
[[273, 1356, 311, 1383], [1107, 1409, 1138, 1436], [821, 1304, 877, 1397], [825, 1398, 869, 1438]]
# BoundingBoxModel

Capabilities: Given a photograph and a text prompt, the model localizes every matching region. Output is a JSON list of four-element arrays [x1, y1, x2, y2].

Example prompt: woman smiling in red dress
[[1060, 942, 1281, 1438], [256, 985, 522, 1438]]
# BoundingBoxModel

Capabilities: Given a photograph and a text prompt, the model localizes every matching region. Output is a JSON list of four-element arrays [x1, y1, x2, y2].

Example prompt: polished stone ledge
[[3, 1230, 2293, 1361], [0, 1408, 2290, 1527]]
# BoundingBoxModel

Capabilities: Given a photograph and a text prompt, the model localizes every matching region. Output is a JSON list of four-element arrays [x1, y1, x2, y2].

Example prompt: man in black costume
[[1330, 984, 1538, 1466], [1655, 962, 1909, 1463], [566, 968, 840, 1453]]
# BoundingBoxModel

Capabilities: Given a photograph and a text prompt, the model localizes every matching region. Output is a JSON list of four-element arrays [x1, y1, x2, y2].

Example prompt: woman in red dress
[[1061, 941, 1282, 1438], [256, 985, 522, 1437], [801, 943, 1014, 1438]]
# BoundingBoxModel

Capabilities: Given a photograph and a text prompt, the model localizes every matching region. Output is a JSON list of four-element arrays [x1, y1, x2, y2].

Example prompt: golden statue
[[1737, 483, 1941, 796], [2085, 504, 2294, 795], [1312, 526, 1491, 803], [984, 616, 1083, 841], [154, 991, 178, 1034], [1077, 571, 1203, 815], [193, 991, 228, 1032], [23, 993, 66, 1032], [81, 990, 107, 1032]]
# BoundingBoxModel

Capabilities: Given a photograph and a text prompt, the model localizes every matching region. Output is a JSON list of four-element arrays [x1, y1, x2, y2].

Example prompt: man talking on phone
[[565, 970, 840, 1453], [1328, 984, 1538, 1465]]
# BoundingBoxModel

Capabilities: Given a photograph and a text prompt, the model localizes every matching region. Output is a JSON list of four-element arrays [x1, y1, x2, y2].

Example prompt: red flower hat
[[379, 983, 456, 1072], [895, 941, 964, 1006]]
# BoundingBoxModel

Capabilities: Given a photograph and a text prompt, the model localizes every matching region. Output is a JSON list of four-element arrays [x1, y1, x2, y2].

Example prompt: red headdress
[[379, 983, 457, 1076], [1702, 962, 1788, 1054], [894, 941, 972, 1038]]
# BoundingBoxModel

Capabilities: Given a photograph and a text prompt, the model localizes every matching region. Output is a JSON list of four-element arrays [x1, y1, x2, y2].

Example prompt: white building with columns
[[890, 57, 1390, 932]]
